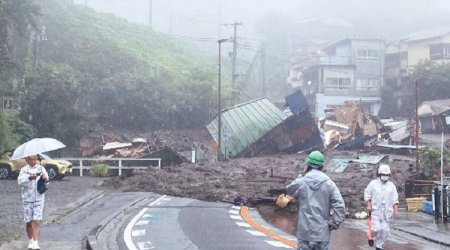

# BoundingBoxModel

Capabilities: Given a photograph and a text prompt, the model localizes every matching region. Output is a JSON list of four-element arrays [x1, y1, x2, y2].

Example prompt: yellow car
[[0, 152, 72, 180]]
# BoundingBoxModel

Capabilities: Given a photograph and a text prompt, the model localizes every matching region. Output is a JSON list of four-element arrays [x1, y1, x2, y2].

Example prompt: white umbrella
[[11, 138, 66, 160]]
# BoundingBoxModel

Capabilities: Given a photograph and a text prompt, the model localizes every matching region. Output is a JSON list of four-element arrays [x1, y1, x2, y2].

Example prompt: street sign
[[222, 124, 230, 141]]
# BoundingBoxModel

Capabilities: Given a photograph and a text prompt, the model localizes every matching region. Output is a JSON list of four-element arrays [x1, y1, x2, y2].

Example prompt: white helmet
[[378, 164, 391, 175]]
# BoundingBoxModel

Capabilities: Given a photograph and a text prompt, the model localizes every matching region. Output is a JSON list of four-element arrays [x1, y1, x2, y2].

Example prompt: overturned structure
[[206, 95, 321, 158]]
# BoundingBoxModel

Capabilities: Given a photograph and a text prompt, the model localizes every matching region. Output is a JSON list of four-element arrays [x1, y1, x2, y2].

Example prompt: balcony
[[302, 56, 350, 68]]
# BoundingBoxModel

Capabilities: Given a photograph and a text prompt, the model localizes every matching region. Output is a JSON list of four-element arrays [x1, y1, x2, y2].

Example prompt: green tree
[[411, 61, 450, 101], [381, 61, 450, 117], [0, 111, 34, 153], [0, 0, 40, 71], [420, 146, 449, 180], [20, 64, 88, 146]]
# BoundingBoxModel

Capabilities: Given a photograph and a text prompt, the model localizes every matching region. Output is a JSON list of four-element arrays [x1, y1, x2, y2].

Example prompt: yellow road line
[[240, 206, 298, 249]]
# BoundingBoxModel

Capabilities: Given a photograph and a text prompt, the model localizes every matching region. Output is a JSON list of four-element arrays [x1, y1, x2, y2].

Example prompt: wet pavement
[[2, 174, 450, 249], [0, 176, 106, 246], [258, 205, 450, 249], [391, 211, 450, 247]]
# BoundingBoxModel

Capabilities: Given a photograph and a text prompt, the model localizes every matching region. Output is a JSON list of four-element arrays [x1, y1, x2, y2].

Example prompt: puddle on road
[[257, 205, 423, 250]]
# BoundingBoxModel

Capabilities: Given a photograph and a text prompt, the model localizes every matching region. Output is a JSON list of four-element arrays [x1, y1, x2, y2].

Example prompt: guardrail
[[60, 157, 162, 176]]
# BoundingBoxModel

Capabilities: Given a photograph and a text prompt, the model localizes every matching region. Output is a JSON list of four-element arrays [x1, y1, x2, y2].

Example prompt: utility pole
[[261, 42, 266, 97], [217, 1, 222, 39], [148, 0, 153, 29], [217, 38, 229, 161], [415, 80, 419, 171], [289, 38, 292, 70], [224, 22, 243, 88]]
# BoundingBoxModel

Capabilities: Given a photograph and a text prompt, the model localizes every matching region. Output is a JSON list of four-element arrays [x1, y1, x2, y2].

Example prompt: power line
[[162, 34, 219, 42], [68, 16, 222, 43]]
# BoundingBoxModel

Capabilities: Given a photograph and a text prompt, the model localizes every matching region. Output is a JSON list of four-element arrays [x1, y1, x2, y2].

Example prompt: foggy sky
[[73, 0, 450, 59], [75, 0, 450, 39], [75, 0, 298, 39]]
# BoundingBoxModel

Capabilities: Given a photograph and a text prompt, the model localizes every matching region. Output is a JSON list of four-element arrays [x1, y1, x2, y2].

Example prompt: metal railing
[[60, 157, 162, 176]]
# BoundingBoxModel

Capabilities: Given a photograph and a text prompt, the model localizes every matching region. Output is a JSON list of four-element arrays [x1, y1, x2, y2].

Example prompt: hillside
[[11, 0, 220, 147]]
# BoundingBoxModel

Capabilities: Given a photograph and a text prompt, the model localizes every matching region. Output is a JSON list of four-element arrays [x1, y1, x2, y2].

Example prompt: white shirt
[[18, 164, 48, 202], [364, 178, 399, 221]]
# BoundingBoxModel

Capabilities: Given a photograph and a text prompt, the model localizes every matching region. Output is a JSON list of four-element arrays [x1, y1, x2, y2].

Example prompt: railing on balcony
[[302, 56, 350, 67]]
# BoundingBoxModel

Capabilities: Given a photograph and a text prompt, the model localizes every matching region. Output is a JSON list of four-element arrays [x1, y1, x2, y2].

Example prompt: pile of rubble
[[76, 129, 216, 166], [320, 101, 421, 153], [76, 93, 447, 216], [103, 150, 419, 217]]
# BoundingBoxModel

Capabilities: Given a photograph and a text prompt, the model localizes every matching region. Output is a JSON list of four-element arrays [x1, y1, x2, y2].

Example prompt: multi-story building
[[288, 38, 385, 118], [384, 28, 450, 116]]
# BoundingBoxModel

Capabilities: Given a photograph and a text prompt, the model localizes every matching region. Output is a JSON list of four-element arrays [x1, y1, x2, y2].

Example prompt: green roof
[[206, 98, 288, 157]]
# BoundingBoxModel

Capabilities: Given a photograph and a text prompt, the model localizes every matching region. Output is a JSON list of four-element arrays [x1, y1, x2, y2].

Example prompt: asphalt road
[[2, 176, 449, 250], [115, 196, 292, 250], [0, 176, 107, 249]]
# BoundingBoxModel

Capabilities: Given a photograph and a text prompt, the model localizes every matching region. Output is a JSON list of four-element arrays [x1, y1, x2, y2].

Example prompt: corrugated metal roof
[[324, 37, 384, 50], [418, 99, 450, 117], [206, 98, 288, 157], [402, 27, 450, 43]]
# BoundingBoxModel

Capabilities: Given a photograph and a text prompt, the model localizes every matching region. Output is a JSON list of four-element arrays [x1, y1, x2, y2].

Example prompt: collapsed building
[[320, 101, 382, 150], [206, 92, 322, 158], [418, 99, 450, 133]]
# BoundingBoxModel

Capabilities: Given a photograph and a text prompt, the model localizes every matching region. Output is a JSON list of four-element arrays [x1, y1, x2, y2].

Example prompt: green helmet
[[307, 150, 325, 167]]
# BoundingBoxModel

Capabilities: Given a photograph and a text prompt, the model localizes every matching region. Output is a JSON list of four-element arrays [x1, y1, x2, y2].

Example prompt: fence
[[61, 157, 162, 176], [405, 179, 437, 198]]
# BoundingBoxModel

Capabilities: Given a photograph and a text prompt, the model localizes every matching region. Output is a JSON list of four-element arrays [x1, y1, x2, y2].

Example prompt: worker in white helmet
[[364, 164, 399, 250]]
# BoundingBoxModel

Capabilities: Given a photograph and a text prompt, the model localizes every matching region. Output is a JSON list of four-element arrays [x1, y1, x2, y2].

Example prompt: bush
[[419, 146, 449, 180], [90, 163, 110, 177]]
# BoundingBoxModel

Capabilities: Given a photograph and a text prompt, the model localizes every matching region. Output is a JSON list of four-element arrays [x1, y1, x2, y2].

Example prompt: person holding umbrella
[[18, 154, 49, 250], [13, 138, 65, 249]]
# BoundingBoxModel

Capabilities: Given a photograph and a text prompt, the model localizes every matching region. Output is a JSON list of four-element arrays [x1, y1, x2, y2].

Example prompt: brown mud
[[103, 151, 417, 215]]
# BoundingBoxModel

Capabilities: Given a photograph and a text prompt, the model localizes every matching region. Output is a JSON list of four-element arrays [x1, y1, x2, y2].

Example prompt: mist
[[75, 0, 450, 41]]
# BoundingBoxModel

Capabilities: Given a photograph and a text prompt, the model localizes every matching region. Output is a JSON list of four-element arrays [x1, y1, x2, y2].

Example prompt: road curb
[[392, 226, 450, 248], [240, 206, 297, 249], [46, 189, 105, 224], [86, 194, 149, 250]]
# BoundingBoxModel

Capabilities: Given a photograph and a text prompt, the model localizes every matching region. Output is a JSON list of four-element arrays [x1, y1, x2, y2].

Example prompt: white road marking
[[231, 205, 293, 249], [142, 214, 160, 222], [229, 209, 239, 215], [229, 214, 243, 220], [161, 197, 171, 202], [265, 240, 292, 248], [124, 195, 167, 250], [235, 221, 252, 228], [137, 241, 155, 249], [246, 229, 266, 236], [135, 220, 149, 226], [132, 229, 146, 237]]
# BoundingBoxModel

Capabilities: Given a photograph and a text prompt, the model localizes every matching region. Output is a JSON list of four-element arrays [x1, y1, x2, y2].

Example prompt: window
[[356, 78, 378, 91], [3, 98, 13, 110], [356, 49, 378, 61], [430, 44, 450, 60], [420, 117, 435, 131], [325, 77, 351, 90]]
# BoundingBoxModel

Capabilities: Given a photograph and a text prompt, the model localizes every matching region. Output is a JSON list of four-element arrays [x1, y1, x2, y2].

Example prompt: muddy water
[[257, 205, 422, 250]]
